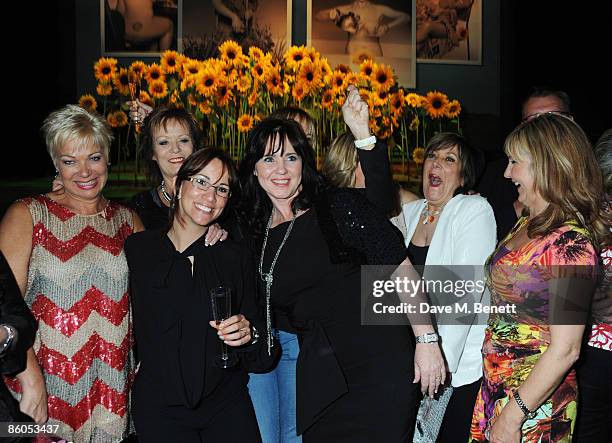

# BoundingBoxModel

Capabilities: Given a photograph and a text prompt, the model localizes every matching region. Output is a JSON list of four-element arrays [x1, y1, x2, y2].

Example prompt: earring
[[253, 170, 258, 176]]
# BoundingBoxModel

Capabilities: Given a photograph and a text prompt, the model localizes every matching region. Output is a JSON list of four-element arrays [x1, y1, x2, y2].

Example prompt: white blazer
[[402, 194, 497, 387]]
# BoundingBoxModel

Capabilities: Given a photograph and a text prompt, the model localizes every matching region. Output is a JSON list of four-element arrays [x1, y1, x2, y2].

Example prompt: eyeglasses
[[187, 176, 231, 198], [521, 111, 573, 123]]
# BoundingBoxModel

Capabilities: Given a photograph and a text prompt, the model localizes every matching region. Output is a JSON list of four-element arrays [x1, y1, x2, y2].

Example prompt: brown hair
[[505, 114, 610, 247]]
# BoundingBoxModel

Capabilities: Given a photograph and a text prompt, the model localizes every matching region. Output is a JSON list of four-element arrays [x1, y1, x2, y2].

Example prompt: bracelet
[[513, 389, 537, 419], [0, 324, 16, 355], [354, 135, 377, 149], [415, 332, 439, 344]]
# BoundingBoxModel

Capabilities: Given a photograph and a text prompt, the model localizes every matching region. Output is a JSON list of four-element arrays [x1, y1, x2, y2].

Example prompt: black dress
[[260, 188, 417, 442], [127, 188, 170, 229], [125, 230, 277, 442]]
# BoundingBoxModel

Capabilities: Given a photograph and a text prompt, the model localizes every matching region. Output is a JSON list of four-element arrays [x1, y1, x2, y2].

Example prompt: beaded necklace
[[160, 180, 173, 203], [420, 201, 445, 225]]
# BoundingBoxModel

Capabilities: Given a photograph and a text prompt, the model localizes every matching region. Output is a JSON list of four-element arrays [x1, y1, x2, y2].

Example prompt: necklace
[[160, 180, 173, 203], [420, 201, 444, 225], [258, 209, 296, 355]]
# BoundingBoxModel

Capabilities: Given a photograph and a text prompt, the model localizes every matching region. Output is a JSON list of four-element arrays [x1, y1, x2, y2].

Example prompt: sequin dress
[[8, 195, 135, 443], [470, 218, 599, 443]]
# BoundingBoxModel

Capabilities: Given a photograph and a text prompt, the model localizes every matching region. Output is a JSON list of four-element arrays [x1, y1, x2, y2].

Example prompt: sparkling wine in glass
[[210, 286, 237, 368]]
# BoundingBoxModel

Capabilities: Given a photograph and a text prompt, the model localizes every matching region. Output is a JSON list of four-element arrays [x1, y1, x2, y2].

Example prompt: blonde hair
[[41, 105, 113, 167], [321, 132, 358, 187], [505, 114, 610, 247]]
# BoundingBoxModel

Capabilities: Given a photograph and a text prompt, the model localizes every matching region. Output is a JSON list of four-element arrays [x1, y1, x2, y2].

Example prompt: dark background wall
[[3, 0, 609, 180]]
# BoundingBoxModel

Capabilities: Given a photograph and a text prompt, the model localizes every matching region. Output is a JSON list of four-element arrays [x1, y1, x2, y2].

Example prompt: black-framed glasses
[[521, 111, 573, 123], [188, 176, 231, 198]]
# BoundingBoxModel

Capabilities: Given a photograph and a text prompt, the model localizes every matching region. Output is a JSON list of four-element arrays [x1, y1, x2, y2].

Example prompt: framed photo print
[[416, 0, 482, 64], [181, 0, 292, 59], [308, 0, 416, 88], [101, 0, 181, 57]]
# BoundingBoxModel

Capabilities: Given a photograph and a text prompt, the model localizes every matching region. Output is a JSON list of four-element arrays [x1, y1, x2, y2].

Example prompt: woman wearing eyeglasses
[[125, 148, 278, 442]]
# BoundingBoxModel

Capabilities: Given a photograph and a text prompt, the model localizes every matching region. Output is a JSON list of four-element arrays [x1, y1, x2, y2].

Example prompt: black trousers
[[133, 377, 261, 443], [437, 378, 482, 443], [574, 345, 612, 442]]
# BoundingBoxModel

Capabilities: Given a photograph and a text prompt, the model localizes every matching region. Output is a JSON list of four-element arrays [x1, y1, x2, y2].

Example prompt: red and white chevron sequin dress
[[9, 195, 135, 442]]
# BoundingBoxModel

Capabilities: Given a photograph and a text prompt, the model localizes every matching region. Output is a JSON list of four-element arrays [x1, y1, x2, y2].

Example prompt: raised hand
[[342, 85, 372, 141]]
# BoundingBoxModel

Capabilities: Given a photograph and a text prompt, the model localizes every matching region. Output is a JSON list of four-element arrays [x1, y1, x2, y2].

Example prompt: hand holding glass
[[210, 286, 238, 368]]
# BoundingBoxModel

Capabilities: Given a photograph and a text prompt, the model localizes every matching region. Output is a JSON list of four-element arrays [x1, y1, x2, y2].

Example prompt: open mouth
[[75, 179, 98, 190], [194, 202, 213, 213], [168, 157, 185, 164], [271, 178, 290, 186], [428, 174, 442, 187]]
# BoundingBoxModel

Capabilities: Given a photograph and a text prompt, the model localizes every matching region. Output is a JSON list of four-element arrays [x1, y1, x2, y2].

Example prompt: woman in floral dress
[[470, 114, 610, 442]]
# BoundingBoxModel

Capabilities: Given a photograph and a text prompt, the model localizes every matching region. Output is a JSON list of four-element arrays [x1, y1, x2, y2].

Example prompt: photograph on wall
[[181, 0, 292, 60], [101, 0, 181, 57], [308, 0, 416, 88], [416, 0, 481, 64]]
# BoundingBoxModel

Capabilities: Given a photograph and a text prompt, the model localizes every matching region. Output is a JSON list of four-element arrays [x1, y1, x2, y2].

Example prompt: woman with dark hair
[[401, 132, 495, 442], [238, 112, 446, 441], [470, 114, 608, 442], [129, 106, 201, 229], [125, 147, 277, 442]]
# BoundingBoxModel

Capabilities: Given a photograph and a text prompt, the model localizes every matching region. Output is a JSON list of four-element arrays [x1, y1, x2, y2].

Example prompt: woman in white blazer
[[402, 132, 496, 443]]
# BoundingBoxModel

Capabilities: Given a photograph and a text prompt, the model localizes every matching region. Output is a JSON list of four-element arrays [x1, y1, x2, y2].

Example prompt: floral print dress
[[470, 217, 599, 442]]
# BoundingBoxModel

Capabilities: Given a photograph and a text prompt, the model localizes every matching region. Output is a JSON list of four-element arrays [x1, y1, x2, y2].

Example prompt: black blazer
[[125, 229, 277, 408]]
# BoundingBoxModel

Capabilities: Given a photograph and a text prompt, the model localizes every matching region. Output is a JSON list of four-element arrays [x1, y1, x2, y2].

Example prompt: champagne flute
[[210, 286, 238, 368]]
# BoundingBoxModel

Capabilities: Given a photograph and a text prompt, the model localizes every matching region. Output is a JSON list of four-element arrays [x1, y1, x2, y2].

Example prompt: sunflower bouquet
[[82, 41, 462, 180]]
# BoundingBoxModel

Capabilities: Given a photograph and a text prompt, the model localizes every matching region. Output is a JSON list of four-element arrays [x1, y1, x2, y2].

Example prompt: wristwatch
[[513, 389, 537, 419], [415, 332, 439, 344]]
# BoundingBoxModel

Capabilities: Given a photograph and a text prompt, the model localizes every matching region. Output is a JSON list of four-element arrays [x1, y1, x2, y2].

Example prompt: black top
[[125, 229, 277, 408], [355, 140, 396, 216], [127, 188, 170, 230], [407, 242, 429, 267], [260, 188, 413, 434]]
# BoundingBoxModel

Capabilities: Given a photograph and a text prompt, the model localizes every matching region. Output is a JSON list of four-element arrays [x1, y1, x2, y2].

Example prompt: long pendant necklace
[[258, 209, 296, 355], [160, 180, 173, 203], [420, 200, 444, 225]]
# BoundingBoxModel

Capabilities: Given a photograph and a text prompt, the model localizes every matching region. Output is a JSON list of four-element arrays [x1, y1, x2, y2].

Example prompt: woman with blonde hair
[[470, 114, 609, 443]]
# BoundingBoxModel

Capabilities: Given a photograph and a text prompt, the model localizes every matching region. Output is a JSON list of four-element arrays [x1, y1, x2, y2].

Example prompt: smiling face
[[55, 138, 108, 201], [504, 152, 548, 216], [254, 135, 303, 206], [177, 158, 229, 228], [152, 119, 195, 182], [422, 145, 463, 207]]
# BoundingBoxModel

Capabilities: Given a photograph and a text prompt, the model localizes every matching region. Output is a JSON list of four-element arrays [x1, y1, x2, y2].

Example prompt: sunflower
[[352, 50, 375, 66], [371, 64, 394, 92], [319, 58, 332, 81], [412, 147, 426, 164], [182, 59, 201, 78], [425, 91, 449, 118], [199, 101, 212, 115], [291, 82, 307, 102], [390, 90, 405, 115], [330, 70, 347, 93], [145, 63, 165, 84], [94, 57, 117, 83], [406, 93, 422, 108], [284, 46, 308, 71], [306, 47, 320, 63], [160, 50, 182, 74], [115, 110, 128, 127], [236, 75, 252, 94], [113, 68, 131, 96], [248, 90, 258, 107], [359, 59, 375, 80], [148, 79, 168, 99], [237, 114, 254, 133], [195, 69, 218, 97], [335, 64, 351, 74], [346, 72, 359, 86], [96, 83, 112, 96], [297, 62, 322, 92], [137, 91, 153, 107], [219, 40, 243, 66], [78, 94, 97, 112], [321, 90, 334, 110], [248, 46, 264, 61], [215, 79, 233, 107], [409, 115, 420, 131], [446, 100, 461, 119], [180, 76, 197, 92], [106, 112, 118, 128], [375, 89, 390, 106], [266, 68, 284, 96], [129, 61, 147, 79], [251, 62, 267, 82]]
